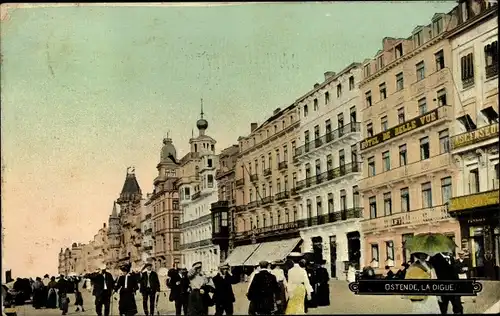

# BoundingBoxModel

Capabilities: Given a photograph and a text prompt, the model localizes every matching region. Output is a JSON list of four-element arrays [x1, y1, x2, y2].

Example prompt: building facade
[[447, 0, 499, 279], [227, 105, 303, 268], [179, 107, 220, 273], [294, 64, 364, 278], [358, 11, 460, 273], [148, 138, 182, 270], [141, 194, 154, 265]]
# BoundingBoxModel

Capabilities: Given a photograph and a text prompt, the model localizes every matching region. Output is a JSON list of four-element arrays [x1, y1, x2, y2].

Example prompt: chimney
[[250, 123, 258, 132], [103, 223, 106, 228], [324, 71, 336, 80], [314, 83, 320, 89], [273, 108, 281, 115]]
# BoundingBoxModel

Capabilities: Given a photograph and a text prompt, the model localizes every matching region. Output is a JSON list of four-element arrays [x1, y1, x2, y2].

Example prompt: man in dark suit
[[247, 261, 280, 315], [167, 268, 190, 316], [85, 264, 115, 316], [430, 252, 464, 314], [140, 263, 160, 316], [212, 263, 238, 316]]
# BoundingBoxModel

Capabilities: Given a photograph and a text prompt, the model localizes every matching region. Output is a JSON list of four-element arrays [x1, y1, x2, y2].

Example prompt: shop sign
[[449, 190, 500, 212], [451, 123, 499, 150], [361, 108, 439, 150]]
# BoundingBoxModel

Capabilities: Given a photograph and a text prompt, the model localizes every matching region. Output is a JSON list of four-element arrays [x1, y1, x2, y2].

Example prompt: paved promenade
[[12, 280, 500, 315]]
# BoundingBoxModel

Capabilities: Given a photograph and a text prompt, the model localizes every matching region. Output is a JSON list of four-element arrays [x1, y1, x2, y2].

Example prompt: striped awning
[[243, 237, 302, 267], [224, 243, 260, 266]]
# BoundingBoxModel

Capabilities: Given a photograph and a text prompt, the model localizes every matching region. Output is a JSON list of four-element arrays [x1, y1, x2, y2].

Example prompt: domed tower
[[190, 99, 216, 154], [157, 135, 178, 183]]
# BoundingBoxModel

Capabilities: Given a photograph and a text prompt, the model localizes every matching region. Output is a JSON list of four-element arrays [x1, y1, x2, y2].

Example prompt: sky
[[1, 1, 457, 278]]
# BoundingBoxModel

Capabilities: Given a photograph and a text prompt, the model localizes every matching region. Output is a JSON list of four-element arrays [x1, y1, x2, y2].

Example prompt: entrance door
[[347, 232, 361, 269], [330, 236, 337, 278]]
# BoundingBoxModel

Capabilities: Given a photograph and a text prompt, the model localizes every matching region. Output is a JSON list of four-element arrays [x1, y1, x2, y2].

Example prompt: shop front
[[449, 189, 500, 280]]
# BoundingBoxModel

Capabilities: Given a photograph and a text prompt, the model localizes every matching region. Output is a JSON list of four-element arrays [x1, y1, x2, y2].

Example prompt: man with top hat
[[84, 263, 115, 316], [140, 263, 160, 316], [114, 262, 139, 316], [187, 261, 212, 316], [212, 263, 238, 316]]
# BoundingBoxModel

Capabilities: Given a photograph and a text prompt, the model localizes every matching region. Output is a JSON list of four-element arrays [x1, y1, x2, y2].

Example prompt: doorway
[[347, 231, 361, 269], [329, 236, 337, 278]]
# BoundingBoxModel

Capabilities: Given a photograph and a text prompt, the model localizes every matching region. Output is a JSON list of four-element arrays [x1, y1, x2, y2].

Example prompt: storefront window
[[469, 226, 485, 269]]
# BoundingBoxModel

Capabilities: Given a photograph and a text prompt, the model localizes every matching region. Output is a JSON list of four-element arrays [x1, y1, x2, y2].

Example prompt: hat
[[272, 259, 285, 265], [192, 261, 202, 269], [219, 263, 230, 269], [144, 262, 153, 268], [288, 252, 303, 258], [259, 260, 269, 266], [120, 262, 131, 273]]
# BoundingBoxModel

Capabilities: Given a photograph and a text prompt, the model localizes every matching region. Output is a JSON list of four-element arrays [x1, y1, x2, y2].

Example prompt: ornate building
[[179, 102, 220, 273], [294, 63, 364, 278], [147, 137, 182, 269]]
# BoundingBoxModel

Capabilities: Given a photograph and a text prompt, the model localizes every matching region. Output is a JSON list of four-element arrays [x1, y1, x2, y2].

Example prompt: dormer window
[[364, 64, 371, 78], [325, 91, 330, 104], [337, 84, 342, 98], [395, 43, 403, 59], [414, 30, 423, 48], [313, 98, 319, 111], [433, 17, 443, 36], [379, 83, 387, 100], [304, 105, 308, 117], [377, 55, 384, 70], [461, 1, 469, 22], [349, 76, 355, 90]]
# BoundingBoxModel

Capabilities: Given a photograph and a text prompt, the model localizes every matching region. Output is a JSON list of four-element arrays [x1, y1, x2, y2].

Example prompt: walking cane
[[155, 292, 160, 316]]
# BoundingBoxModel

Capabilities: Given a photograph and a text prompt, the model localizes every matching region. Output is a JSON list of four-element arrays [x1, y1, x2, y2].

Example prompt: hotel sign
[[449, 190, 500, 212], [451, 123, 499, 150], [360, 108, 439, 150]]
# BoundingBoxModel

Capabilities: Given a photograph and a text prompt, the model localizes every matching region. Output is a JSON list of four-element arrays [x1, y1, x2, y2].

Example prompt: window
[[418, 97, 427, 115], [338, 190, 346, 212], [484, 41, 498, 79], [371, 244, 379, 266], [396, 72, 404, 91], [441, 177, 452, 205], [399, 144, 407, 166], [283, 145, 288, 162], [379, 82, 387, 100], [353, 186, 360, 208], [268, 182, 273, 195], [207, 174, 214, 187], [349, 76, 355, 90], [173, 199, 179, 210], [416, 61, 425, 81], [381, 116, 388, 131], [249, 188, 253, 202], [254, 159, 259, 174], [435, 49, 445, 71], [368, 157, 375, 176], [366, 123, 373, 137], [433, 18, 443, 36], [337, 83, 342, 98], [207, 158, 213, 167], [469, 168, 479, 194], [317, 196, 323, 215], [306, 199, 312, 218], [292, 172, 297, 188], [383, 192, 392, 216], [325, 91, 330, 104], [420, 137, 430, 160], [437, 88, 447, 106], [439, 129, 450, 153], [173, 237, 180, 251], [325, 119, 332, 136], [275, 150, 280, 168], [173, 216, 180, 228], [351, 144, 358, 163], [303, 105, 308, 117], [350, 106, 357, 123], [314, 125, 320, 140], [326, 154, 333, 170], [369, 196, 377, 218], [397, 107, 405, 123], [421, 182, 432, 208], [395, 43, 403, 59], [382, 151, 390, 171], [365, 91, 372, 107], [328, 193, 334, 213], [414, 30, 423, 47], [386, 241, 395, 261], [364, 64, 371, 78], [313, 98, 318, 111], [377, 55, 385, 70], [268, 153, 272, 169], [460, 53, 474, 87], [401, 188, 410, 212], [293, 207, 298, 221], [262, 184, 266, 197]]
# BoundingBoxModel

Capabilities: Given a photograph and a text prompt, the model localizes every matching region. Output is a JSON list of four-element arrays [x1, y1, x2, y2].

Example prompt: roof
[[120, 172, 142, 197]]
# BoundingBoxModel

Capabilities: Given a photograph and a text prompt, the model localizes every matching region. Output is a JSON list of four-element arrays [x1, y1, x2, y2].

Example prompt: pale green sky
[[1, 2, 456, 277]]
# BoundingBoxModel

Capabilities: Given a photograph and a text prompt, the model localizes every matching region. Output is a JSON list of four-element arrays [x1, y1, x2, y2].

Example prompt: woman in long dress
[[46, 277, 58, 309], [114, 263, 139, 316], [285, 254, 313, 315], [405, 253, 440, 314]]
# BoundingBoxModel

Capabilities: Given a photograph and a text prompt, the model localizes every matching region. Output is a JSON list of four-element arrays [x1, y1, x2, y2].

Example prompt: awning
[[224, 243, 260, 266], [243, 237, 302, 267]]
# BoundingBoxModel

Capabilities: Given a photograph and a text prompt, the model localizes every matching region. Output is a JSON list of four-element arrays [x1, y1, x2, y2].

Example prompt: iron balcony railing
[[192, 191, 201, 200], [250, 174, 259, 182], [235, 178, 245, 186], [211, 200, 229, 209], [144, 228, 153, 235], [247, 201, 259, 209], [264, 168, 272, 177], [275, 190, 290, 201], [297, 162, 361, 190], [486, 63, 498, 79], [261, 196, 274, 206], [179, 238, 212, 250], [294, 122, 361, 158], [291, 187, 300, 196], [278, 161, 288, 171]]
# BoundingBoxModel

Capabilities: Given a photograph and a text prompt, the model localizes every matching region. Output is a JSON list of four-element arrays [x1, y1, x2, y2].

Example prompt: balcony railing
[[278, 161, 288, 171], [294, 122, 361, 158], [297, 162, 361, 191], [247, 201, 259, 209], [291, 188, 299, 196], [234, 205, 246, 214], [235, 178, 244, 187], [264, 168, 272, 177], [250, 174, 259, 182], [261, 196, 274, 206], [211, 200, 229, 209], [179, 238, 212, 250], [144, 228, 153, 235], [486, 63, 499, 79], [192, 191, 201, 200], [275, 190, 290, 201], [361, 205, 451, 234], [449, 189, 500, 213], [179, 213, 211, 229], [143, 245, 153, 251]]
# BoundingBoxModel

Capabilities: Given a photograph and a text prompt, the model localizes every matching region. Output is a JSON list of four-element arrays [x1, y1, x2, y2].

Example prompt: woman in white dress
[[405, 253, 440, 314], [346, 264, 356, 283]]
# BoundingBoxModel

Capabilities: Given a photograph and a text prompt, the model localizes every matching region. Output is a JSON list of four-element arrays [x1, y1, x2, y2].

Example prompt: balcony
[[179, 238, 212, 250], [311, 208, 363, 226], [235, 178, 245, 187], [144, 228, 153, 235], [294, 122, 361, 159], [250, 174, 259, 182], [179, 213, 211, 229], [360, 106, 452, 151], [247, 201, 259, 210], [361, 154, 452, 192], [275, 190, 290, 202], [451, 123, 498, 151], [234, 205, 246, 214], [143, 245, 153, 251], [192, 191, 201, 200], [361, 205, 452, 234], [211, 200, 229, 209], [449, 189, 500, 213], [486, 63, 498, 79], [297, 162, 361, 192], [278, 161, 288, 171], [291, 188, 299, 196], [261, 196, 274, 206], [263, 168, 272, 177]]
